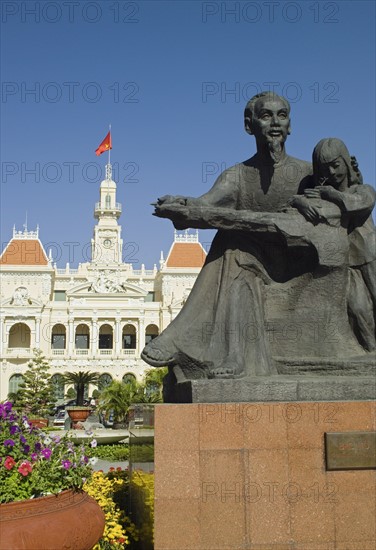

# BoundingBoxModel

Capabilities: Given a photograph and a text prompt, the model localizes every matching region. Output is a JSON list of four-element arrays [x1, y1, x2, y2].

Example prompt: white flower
[[89, 457, 98, 465], [43, 436, 52, 445]]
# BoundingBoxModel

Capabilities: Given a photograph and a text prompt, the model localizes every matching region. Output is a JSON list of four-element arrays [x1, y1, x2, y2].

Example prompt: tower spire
[[105, 124, 112, 182], [105, 163, 112, 181], [23, 211, 28, 232], [92, 128, 123, 265]]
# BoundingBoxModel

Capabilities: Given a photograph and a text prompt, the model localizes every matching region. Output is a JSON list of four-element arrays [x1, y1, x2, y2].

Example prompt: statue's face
[[319, 156, 348, 188], [251, 98, 290, 145]]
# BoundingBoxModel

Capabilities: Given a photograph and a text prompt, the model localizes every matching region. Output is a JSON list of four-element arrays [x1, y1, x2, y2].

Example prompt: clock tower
[[91, 163, 123, 265]]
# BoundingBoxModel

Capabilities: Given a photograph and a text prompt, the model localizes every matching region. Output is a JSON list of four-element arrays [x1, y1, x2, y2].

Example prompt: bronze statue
[[141, 93, 375, 398], [299, 138, 375, 350]]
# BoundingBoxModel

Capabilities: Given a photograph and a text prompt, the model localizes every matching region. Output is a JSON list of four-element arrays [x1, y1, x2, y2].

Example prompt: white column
[[115, 318, 121, 355], [4, 323, 10, 354], [0, 316, 5, 357], [35, 317, 41, 348], [30, 327, 36, 349], [91, 319, 98, 356], [138, 318, 145, 355], [68, 318, 74, 355]]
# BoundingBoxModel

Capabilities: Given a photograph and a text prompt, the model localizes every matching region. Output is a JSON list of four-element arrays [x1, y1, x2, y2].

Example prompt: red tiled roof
[[0, 239, 49, 266], [165, 243, 206, 268]]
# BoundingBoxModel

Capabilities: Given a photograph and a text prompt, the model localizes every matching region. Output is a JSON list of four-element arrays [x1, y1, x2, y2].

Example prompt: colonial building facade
[[0, 163, 206, 401]]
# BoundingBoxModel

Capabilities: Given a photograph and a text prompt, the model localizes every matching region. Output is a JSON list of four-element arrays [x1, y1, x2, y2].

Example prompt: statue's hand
[[291, 196, 320, 223], [303, 188, 321, 199], [318, 186, 341, 201], [156, 195, 187, 206], [304, 186, 341, 202], [152, 195, 188, 221]]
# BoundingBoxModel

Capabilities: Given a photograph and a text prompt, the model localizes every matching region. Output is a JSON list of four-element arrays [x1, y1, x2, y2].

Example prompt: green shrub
[[88, 443, 129, 461], [130, 444, 154, 464]]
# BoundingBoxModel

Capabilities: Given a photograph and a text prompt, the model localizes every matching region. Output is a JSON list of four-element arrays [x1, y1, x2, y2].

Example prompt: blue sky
[[1, 0, 375, 267]]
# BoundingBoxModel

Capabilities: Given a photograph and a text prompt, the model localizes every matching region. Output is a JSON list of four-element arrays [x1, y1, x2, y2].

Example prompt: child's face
[[319, 156, 348, 188]]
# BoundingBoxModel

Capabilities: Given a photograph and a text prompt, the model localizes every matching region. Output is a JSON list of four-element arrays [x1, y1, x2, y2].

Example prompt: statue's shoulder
[[284, 156, 313, 192], [214, 162, 244, 186], [225, 162, 245, 174], [353, 183, 376, 199], [285, 155, 312, 176]]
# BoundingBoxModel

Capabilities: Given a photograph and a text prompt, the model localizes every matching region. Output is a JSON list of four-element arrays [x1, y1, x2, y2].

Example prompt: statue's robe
[[340, 184, 376, 350], [146, 155, 370, 378]]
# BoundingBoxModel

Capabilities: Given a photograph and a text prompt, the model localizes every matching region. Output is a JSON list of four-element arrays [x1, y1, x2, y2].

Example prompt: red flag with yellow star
[[95, 131, 112, 156]]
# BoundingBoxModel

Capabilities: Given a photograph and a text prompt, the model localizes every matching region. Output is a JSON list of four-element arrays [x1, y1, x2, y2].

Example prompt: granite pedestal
[[154, 401, 376, 549]]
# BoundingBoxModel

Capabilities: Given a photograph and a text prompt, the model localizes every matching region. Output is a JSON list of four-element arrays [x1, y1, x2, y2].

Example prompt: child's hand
[[304, 187, 341, 201], [318, 186, 341, 201]]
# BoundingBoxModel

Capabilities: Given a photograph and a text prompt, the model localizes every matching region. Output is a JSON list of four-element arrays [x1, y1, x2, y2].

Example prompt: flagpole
[[108, 124, 111, 166]]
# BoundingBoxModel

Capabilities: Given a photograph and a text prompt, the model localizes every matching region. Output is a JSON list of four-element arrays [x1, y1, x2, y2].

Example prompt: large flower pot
[[66, 407, 91, 429], [0, 489, 105, 550], [28, 418, 48, 429]]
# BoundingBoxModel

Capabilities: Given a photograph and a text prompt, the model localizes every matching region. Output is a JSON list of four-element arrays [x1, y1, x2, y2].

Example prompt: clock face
[[103, 239, 112, 248]]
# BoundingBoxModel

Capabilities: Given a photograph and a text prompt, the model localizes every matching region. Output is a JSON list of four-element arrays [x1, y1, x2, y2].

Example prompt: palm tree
[[97, 380, 138, 423], [142, 367, 168, 400], [135, 387, 163, 404], [63, 371, 100, 406]]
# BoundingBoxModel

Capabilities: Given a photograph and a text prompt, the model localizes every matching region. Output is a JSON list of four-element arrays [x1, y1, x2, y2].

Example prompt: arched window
[[8, 373, 24, 395], [122, 324, 136, 349], [8, 323, 31, 349], [99, 324, 113, 349], [98, 373, 113, 390], [122, 373, 137, 385], [51, 374, 65, 400], [105, 194, 111, 208], [51, 324, 66, 350], [75, 323, 90, 349], [145, 324, 159, 345]]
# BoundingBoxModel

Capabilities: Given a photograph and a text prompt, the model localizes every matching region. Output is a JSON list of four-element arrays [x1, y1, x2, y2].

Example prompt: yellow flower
[[84, 471, 136, 548]]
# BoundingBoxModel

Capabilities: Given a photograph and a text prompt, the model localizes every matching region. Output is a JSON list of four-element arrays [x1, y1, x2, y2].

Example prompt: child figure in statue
[[294, 138, 376, 351]]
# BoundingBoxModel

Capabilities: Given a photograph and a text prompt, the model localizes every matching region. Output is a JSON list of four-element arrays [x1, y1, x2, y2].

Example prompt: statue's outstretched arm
[[153, 166, 240, 223]]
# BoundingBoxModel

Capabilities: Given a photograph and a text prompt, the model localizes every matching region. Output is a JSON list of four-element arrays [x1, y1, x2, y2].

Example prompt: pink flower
[[4, 456, 16, 470], [18, 461, 32, 477], [62, 460, 72, 470]]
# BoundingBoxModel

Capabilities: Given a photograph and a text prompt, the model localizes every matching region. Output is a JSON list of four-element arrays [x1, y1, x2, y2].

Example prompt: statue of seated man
[[142, 92, 316, 377], [141, 93, 372, 380]]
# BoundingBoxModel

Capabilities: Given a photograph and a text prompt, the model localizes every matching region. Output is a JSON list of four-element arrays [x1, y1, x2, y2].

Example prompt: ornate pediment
[[66, 275, 147, 299], [1, 292, 44, 309]]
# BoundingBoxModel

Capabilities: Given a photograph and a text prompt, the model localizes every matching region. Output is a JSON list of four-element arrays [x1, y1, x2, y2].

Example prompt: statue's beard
[[268, 138, 283, 163]]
